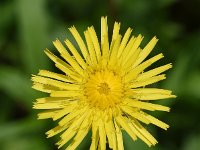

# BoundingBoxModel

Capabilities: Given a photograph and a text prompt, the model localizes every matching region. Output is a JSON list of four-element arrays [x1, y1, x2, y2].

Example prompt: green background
[[0, 0, 200, 149]]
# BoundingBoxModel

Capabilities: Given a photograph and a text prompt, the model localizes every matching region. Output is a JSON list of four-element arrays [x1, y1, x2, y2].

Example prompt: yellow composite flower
[[32, 16, 176, 150]]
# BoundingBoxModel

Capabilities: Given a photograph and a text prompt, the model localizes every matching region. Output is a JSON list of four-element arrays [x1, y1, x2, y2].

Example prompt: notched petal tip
[[171, 95, 177, 98], [153, 35, 159, 41], [52, 39, 60, 45], [68, 25, 76, 30], [44, 48, 51, 56], [101, 16, 107, 19]]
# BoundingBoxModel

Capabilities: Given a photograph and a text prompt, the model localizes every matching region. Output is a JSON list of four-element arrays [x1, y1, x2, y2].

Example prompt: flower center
[[97, 82, 110, 95], [83, 69, 124, 109]]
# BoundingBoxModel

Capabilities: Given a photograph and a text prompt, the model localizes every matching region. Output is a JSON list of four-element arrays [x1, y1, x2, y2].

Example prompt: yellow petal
[[125, 53, 164, 82], [90, 116, 99, 150], [44, 49, 82, 82], [134, 36, 158, 67], [134, 94, 176, 100], [129, 74, 166, 88], [120, 105, 150, 124], [32, 83, 58, 93], [98, 119, 106, 150], [109, 34, 122, 67], [33, 102, 62, 109], [110, 22, 121, 48], [53, 103, 78, 121], [50, 90, 82, 97], [32, 75, 80, 91], [130, 88, 172, 95], [38, 70, 74, 83], [119, 36, 135, 63], [125, 98, 170, 112], [64, 39, 87, 69], [115, 115, 137, 141], [129, 119, 158, 146], [35, 97, 75, 104], [57, 130, 76, 149], [84, 30, 97, 65], [57, 110, 90, 148], [105, 122, 113, 148], [37, 110, 58, 119], [88, 26, 101, 61], [69, 26, 90, 63], [122, 34, 143, 64], [59, 106, 87, 127], [56, 63, 82, 82], [137, 63, 172, 81], [53, 39, 84, 75], [117, 27, 132, 57], [101, 16, 109, 61], [114, 120, 124, 150], [46, 124, 70, 138], [141, 112, 169, 130], [66, 111, 92, 150], [121, 47, 141, 74]]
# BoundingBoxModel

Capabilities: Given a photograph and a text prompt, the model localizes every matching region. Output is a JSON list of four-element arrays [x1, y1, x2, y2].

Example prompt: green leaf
[[16, 0, 49, 74], [1, 136, 50, 150], [0, 117, 44, 140], [182, 134, 200, 150], [0, 66, 40, 108], [185, 71, 200, 99]]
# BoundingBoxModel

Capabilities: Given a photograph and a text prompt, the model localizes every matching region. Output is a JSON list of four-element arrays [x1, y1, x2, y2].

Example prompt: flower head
[[32, 16, 176, 150]]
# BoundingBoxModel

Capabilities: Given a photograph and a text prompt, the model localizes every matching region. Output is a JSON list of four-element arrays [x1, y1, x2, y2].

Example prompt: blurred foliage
[[0, 0, 200, 150]]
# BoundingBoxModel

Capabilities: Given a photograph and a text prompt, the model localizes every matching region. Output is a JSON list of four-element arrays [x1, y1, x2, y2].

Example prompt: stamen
[[97, 82, 110, 95], [83, 69, 123, 109]]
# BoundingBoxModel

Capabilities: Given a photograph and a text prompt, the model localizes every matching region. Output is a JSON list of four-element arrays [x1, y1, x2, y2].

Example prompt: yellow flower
[[32, 16, 176, 150]]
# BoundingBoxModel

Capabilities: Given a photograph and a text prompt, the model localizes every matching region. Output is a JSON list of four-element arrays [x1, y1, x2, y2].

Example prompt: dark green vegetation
[[0, 0, 200, 149]]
